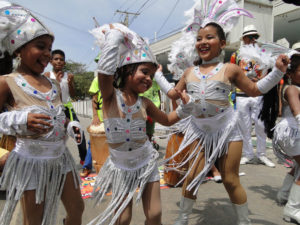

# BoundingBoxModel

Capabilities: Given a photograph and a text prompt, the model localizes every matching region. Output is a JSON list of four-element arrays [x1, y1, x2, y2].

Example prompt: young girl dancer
[[88, 23, 189, 225], [0, 2, 84, 225], [261, 53, 300, 223], [153, 1, 289, 224]]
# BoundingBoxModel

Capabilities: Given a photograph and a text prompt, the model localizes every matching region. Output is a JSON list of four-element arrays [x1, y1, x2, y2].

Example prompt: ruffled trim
[[163, 111, 239, 195], [88, 151, 159, 225], [0, 148, 80, 225]]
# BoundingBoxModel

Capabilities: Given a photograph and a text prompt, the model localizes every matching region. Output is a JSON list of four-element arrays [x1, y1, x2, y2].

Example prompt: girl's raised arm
[[230, 54, 289, 97]]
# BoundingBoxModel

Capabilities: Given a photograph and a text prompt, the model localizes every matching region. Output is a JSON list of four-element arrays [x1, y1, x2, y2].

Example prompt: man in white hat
[[292, 42, 300, 51], [232, 24, 276, 168]]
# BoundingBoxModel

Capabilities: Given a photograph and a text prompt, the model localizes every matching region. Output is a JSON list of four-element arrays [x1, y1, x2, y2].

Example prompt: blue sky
[[9, 0, 195, 72]]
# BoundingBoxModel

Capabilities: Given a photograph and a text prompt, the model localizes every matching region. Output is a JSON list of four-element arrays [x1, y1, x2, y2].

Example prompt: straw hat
[[292, 42, 300, 51]]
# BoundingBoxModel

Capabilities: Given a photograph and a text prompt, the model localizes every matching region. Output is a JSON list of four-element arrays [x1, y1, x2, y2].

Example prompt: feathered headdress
[[167, 32, 198, 80], [184, 0, 253, 34], [90, 23, 157, 68], [167, 0, 253, 79]]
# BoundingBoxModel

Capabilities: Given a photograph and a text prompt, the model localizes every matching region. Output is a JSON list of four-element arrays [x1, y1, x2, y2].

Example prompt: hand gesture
[[67, 73, 74, 87], [73, 126, 81, 143], [56, 71, 64, 83], [27, 113, 52, 133], [175, 89, 190, 105], [92, 117, 101, 126], [276, 54, 290, 73], [156, 64, 163, 73]]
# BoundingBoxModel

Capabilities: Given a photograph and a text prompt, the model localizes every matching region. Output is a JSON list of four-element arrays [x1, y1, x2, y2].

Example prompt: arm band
[[154, 71, 173, 94], [0, 111, 28, 135], [256, 67, 284, 94]]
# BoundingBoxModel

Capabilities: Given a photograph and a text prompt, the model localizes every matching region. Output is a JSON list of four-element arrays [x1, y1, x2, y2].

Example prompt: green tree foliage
[[65, 61, 94, 100]]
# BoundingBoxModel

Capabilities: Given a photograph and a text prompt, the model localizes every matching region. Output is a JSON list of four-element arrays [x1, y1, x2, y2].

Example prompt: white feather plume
[[238, 44, 274, 70]]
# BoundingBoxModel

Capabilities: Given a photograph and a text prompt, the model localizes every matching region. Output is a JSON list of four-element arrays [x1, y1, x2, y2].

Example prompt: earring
[[288, 77, 292, 85], [13, 54, 21, 72]]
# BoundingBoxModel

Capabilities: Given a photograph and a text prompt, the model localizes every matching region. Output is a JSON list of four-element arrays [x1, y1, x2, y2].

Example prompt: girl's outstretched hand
[[27, 113, 52, 133], [175, 89, 190, 104], [276, 54, 290, 73]]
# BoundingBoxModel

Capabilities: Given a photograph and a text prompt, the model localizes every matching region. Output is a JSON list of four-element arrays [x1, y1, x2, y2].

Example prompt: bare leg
[[114, 199, 133, 225], [61, 172, 84, 225], [22, 190, 44, 225], [218, 141, 247, 204], [182, 141, 205, 200], [142, 181, 162, 225]]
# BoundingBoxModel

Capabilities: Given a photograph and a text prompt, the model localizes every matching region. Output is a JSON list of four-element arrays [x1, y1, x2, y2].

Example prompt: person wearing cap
[[231, 25, 276, 168]]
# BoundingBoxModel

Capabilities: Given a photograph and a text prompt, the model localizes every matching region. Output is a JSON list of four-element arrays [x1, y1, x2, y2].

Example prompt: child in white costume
[[88, 23, 189, 225], [153, 0, 290, 224], [261, 53, 300, 223], [0, 2, 84, 225]]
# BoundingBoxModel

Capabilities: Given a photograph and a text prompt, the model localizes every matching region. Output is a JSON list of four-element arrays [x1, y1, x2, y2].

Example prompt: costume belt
[[191, 106, 235, 133], [14, 138, 65, 158], [109, 140, 155, 171]]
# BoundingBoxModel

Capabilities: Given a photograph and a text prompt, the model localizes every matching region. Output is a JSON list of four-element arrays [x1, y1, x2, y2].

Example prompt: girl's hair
[[259, 54, 300, 138], [194, 22, 226, 66], [0, 51, 13, 75], [114, 62, 143, 89]]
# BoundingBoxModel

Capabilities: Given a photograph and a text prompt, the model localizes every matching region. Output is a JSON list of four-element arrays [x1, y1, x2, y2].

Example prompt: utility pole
[[92, 17, 100, 28], [115, 10, 140, 27]]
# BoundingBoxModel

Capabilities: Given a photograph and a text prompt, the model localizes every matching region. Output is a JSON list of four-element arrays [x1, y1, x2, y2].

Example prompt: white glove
[[256, 67, 284, 94], [97, 29, 124, 75], [154, 71, 173, 94], [176, 94, 194, 119], [67, 121, 83, 145], [0, 110, 28, 135]]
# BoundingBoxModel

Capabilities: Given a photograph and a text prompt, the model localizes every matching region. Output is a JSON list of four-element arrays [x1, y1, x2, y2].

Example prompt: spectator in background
[[45, 50, 88, 165]]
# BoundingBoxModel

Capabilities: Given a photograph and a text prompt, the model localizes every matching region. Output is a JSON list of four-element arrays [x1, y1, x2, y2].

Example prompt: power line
[[29, 8, 89, 35], [156, 0, 180, 35], [129, 0, 152, 26]]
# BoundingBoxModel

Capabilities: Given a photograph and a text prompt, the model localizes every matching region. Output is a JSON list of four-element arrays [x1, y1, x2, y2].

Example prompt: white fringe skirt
[[0, 139, 80, 225], [88, 141, 159, 225], [164, 107, 241, 195]]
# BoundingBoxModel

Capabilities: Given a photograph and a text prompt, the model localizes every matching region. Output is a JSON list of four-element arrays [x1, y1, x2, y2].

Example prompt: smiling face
[[127, 62, 157, 94], [195, 24, 226, 62], [17, 35, 53, 75]]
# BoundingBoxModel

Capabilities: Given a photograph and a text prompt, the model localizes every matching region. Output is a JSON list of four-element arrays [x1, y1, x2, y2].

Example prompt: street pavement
[[0, 115, 294, 225]]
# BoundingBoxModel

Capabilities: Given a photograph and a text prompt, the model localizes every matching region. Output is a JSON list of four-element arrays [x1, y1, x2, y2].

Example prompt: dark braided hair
[[258, 82, 279, 139]]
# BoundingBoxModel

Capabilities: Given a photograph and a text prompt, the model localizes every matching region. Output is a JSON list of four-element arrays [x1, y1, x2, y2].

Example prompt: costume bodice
[[5, 73, 66, 142], [185, 63, 232, 118], [282, 84, 300, 118], [103, 90, 147, 151]]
